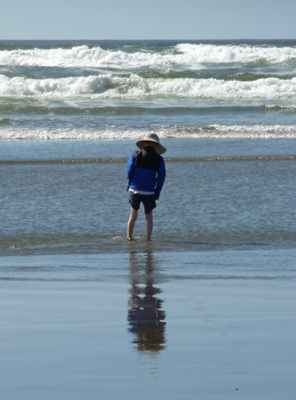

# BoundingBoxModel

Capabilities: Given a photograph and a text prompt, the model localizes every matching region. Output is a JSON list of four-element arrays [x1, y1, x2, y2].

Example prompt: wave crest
[[1, 43, 296, 70], [1, 74, 296, 100], [176, 43, 296, 64], [1, 125, 296, 140]]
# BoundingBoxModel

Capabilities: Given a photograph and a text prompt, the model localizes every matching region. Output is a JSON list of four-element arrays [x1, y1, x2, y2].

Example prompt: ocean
[[1, 39, 296, 254], [1, 39, 296, 140], [1, 39, 296, 400]]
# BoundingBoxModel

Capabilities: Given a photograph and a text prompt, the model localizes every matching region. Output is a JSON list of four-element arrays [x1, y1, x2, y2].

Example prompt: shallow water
[[1, 139, 296, 255]]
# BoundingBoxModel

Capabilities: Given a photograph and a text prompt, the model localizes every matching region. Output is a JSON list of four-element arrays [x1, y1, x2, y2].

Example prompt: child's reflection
[[128, 249, 166, 352]]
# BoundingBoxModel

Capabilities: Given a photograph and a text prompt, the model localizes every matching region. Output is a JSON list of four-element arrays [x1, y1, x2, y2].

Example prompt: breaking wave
[[1, 124, 296, 140], [1, 74, 296, 100], [1, 43, 296, 70]]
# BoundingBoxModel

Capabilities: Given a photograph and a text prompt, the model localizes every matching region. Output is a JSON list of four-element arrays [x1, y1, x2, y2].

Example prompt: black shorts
[[128, 192, 156, 215]]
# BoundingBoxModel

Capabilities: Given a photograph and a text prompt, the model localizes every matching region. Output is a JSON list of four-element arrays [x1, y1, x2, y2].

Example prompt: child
[[126, 133, 166, 241]]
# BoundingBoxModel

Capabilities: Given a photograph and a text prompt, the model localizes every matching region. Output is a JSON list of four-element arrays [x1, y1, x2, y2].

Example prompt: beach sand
[[1, 247, 296, 400]]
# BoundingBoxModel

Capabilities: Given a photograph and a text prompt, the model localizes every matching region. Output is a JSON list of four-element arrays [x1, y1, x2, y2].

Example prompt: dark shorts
[[128, 192, 156, 215]]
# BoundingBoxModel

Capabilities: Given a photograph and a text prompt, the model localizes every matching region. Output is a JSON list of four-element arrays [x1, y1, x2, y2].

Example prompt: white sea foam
[[1, 74, 296, 100], [160, 124, 296, 139], [203, 124, 296, 138], [0, 74, 111, 96], [1, 43, 295, 70], [265, 104, 296, 110], [176, 43, 296, 64], [1, 125, 296, 140], [0, 45, 194, 69]]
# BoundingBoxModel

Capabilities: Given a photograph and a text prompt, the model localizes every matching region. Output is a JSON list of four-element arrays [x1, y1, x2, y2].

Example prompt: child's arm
[[126, 152, 136, 190], [155, 159, 166, 199]]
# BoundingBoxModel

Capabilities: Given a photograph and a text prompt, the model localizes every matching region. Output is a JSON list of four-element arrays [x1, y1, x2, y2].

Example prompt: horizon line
[[1, 38, 296, 41]]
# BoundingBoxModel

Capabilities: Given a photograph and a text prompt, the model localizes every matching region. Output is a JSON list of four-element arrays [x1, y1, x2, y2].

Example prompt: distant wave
[[0, 104, 295, 116], [0, 45, 198, 69], [1, 74, 296, 100], [176, 43, 296, 64], [1, 124, 296, 140], [1, 43, 296, 69]]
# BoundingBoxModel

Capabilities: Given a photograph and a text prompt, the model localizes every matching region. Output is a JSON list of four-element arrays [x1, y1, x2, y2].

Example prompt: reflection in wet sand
[[128, 249, 166, 352]]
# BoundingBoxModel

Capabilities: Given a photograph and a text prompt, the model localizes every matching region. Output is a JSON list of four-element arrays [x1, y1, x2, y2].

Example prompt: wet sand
[[1, 247, 296, 400]]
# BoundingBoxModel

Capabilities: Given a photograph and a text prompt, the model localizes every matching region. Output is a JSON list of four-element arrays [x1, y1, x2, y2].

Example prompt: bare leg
[[127, 208, 138, 240], [145, 211, 153, 241]]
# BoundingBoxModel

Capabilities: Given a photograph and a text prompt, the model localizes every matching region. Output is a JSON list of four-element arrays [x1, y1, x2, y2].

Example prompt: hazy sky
[[1, 0, 295, 40]]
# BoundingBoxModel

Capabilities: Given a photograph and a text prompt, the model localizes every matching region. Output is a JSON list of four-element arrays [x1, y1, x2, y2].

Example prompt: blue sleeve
[[155, 159, 166, 199], [126, 152, 136, 190]]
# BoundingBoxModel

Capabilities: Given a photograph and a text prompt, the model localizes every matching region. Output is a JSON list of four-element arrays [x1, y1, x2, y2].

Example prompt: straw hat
[[136, 133, 167, 154]]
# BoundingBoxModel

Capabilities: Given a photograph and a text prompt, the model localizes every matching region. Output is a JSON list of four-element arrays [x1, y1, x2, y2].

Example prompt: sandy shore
[[1, 248, 296, 400]]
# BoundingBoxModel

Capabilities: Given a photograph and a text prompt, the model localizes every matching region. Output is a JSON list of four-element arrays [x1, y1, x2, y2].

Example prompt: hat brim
[[136, 139, 167, 155]]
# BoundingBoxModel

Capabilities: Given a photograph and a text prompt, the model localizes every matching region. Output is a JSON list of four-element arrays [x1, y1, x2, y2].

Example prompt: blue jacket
[[126, 146, 166, 199]]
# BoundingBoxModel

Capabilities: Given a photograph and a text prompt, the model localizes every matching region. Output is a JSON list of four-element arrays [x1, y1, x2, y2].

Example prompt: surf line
[[1, 155, 296, 165]]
